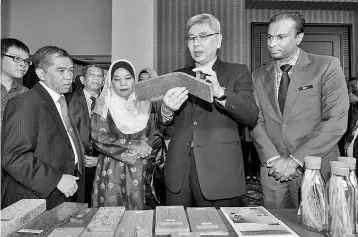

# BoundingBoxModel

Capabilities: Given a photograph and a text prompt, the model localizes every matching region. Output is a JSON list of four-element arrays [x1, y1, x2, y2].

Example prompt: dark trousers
[[241, 141, 260, 177], [166, 148, 241, 208], [84, 167, 96, 206]]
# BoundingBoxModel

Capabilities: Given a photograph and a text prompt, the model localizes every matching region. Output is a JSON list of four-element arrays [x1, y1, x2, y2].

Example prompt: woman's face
[[112, 68, 135, 99], [139, 72, 151, 81]]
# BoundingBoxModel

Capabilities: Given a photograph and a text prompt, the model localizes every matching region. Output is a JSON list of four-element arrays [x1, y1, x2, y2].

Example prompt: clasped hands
[[267, 157, 302, 182], [162, 68, 222, 114]]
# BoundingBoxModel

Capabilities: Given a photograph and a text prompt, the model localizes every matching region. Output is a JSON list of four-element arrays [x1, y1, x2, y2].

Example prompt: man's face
[[39, 56, 73, 94], [267, 18, 303, 61], [82, 66, 104, 92], [187, 23, 222, 66], [1, 47, 30, 79], [112, 68, 134, 99]]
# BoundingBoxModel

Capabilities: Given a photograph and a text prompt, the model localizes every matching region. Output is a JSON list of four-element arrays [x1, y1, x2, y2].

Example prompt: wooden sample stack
[[80, 206, 125, 237], [155, 206, 190, 235], [187, 207, 228, 235], [1, 199, 46, 237], [47, 208, 97, 237], [115, 210, 153, 237]]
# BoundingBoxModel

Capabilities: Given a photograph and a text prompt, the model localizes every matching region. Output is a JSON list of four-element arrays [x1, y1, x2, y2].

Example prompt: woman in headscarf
[[91, 59, 162, 210], [138, 68, 158, 81]]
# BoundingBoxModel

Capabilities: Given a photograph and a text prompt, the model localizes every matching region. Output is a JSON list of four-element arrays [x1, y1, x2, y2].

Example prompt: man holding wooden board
[[160, 13, 258, 207]]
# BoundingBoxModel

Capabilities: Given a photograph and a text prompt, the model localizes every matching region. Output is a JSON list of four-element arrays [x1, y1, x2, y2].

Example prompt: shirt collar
[[83, 88, 98, 101], [39, 81, 62, 102], [277, 47, 300, 68]]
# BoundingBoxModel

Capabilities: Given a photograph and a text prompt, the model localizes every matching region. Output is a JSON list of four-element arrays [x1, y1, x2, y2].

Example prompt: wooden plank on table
[[115, 210, 153, 237], [187, 207, 229, 235], [1, 199, 46, 237], [47, 208, 98, 237], [80, 206, 125, 237], [9, 202, 88, 237], [155, 206, 190, 235]]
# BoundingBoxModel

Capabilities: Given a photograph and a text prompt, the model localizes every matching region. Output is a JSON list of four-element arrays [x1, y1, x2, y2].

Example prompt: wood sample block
[[47, 227, 84, 237], [155, 206, 190, 235], [171, 232, 201, 237], [80, 206, 125, 237], [8, 202, 88, 237], [134, 72, 213, 102], [187, 207, 228, 235], [1, 199, 46, 237], [115, 210, 153, 237]]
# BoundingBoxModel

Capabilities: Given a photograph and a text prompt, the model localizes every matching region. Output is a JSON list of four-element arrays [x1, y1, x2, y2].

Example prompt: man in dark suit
[[160, 13, 258, 207], [66, 64, 104, 206], [251, 12, 349, 209], [1, 46, 85, 210]]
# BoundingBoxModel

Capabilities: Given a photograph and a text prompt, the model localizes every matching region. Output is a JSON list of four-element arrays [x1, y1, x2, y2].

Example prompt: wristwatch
[[216, 87, 227, 100]]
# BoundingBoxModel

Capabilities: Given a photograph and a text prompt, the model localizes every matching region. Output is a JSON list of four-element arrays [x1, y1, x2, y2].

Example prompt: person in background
[[241, 126, 260, 181], [65, 64, 104, 206], [160, 13, 258, 207], [91, 59, 162, 210], [2, 46, 85, 210], [251, 12, 349, 209], [138, 68, 158, 81], [1, 38, 31, 202]]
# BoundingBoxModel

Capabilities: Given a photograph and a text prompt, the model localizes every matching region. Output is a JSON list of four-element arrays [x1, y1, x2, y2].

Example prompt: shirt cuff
[[265, 155, 280, 166], [215, 98, 226, 106]]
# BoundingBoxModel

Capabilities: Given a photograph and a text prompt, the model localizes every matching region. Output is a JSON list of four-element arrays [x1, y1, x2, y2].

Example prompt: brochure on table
[[220, 206, 299, 237]]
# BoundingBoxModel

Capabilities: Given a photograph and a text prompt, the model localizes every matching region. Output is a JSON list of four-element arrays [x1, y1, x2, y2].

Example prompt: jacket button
[[186, 142, 191, 146], [193, 122, 198, 126]]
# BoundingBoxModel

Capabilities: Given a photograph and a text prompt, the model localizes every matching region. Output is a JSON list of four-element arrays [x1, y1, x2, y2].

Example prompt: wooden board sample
[[155, 206, 190, 235], [1, 199, 46, 237], [9, 202, 88, 237], [187, 207, 228, 235], [80, 206, 125, 237], [133, 72, 213, 102], [171, 232, 201, 237], [115, 210, 153, 237], [47, 208, 98, 237]]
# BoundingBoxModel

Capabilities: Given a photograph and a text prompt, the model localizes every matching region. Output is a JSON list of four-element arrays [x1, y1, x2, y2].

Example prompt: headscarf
[[138, 68, 158, 80], [93, 59, 151, 134]]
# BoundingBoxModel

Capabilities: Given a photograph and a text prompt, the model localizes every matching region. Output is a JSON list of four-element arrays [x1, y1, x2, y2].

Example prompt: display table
[[8, 202, 354, 237]]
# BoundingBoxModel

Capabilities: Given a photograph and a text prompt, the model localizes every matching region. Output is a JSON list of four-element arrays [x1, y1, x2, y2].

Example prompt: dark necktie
[[278, 64, 292, 114], [58, 96, 83, 173], [90, 96, 96, 112]]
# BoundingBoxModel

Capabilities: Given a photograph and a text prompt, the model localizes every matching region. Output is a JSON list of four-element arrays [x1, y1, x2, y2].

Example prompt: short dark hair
[[33, 46, 71, 70], [270, 12, 305, 36], [1, 38, 30, 55], [82, 64, 104, 76]]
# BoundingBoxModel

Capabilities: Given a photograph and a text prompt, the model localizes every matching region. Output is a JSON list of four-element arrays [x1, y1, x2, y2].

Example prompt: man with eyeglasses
[[160, 14, 258, 207], [1, 38, 31, 131]]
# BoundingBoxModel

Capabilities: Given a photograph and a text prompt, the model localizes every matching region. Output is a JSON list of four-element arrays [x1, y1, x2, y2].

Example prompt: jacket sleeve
[[218, 65, 258, 128], [250, 72, 281, 163], [1, 97, 63, 198], [291, 57, 349, 162]]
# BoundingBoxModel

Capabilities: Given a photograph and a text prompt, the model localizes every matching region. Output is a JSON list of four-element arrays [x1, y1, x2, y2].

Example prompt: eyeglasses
[[186, 33, 219, 44], [2, 54, 32, 66]]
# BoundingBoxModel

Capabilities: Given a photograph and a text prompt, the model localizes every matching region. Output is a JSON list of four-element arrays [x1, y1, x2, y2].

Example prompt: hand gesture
[[138, 140, 153, 158], [192, 67, 221, 98], [85, 155, 99, 167], [57, 174, 79, 197], [162, 87, 188, 113], [267, 157, 300, 182]]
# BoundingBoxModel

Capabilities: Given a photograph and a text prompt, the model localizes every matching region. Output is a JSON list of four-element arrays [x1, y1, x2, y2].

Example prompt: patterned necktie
[[90, 96, 96, 112], [278, 64, 292, 114], [58, 96, 83, 172]]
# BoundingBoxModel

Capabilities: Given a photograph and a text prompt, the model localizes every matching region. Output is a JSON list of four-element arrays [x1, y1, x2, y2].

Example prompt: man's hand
[[267, 157, 299, 182], [85, 155, 98, 167], [192, 68, 221, 98], [57, 174, 79, 197], [162, 87, 188, 113], [138, 140, 153, 158]]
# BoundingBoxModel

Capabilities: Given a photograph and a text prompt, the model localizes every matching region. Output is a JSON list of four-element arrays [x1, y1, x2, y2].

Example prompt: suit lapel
[[262, 61, 282, 122], [283, 49, 311, 117], [34, 83, 71, 147]]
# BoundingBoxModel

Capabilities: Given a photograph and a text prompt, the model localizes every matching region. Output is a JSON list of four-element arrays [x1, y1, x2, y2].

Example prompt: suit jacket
[[251, 49, 349, 183], [65, 90, 96, 156], [163, 58, 258, 200], [1, 83, 85, 210]]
